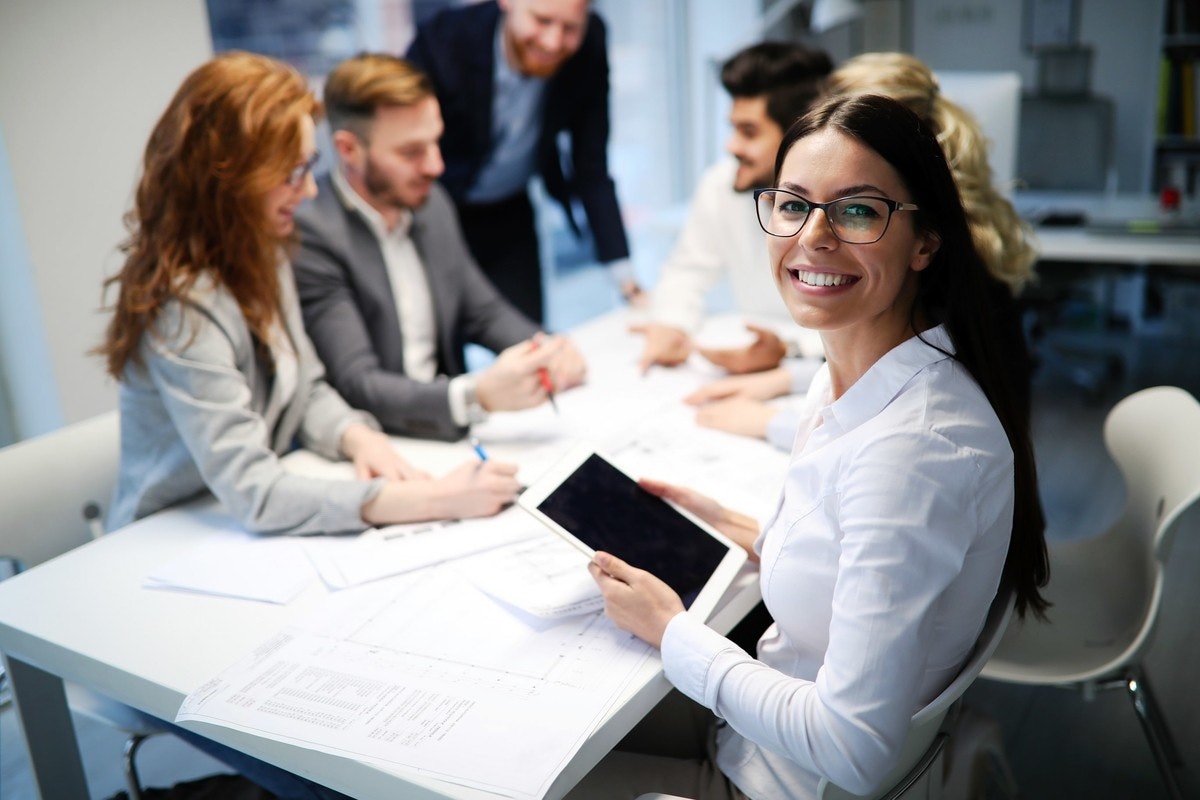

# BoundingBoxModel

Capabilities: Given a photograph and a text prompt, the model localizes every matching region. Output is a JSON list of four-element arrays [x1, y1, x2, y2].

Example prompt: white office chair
[[0, 411, 169, 800], [636, 588, 1015, 800], [980, 385, 1200, 800]]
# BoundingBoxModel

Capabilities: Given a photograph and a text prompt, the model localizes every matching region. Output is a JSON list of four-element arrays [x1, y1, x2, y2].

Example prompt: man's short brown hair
[[324, 53, 434, 141]]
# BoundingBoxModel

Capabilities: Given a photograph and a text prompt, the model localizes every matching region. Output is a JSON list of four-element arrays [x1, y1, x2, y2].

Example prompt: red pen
[[531, 335, 559, 414]]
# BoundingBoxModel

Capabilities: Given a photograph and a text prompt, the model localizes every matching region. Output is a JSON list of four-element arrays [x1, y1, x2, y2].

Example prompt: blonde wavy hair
[[827, 52, 1037, 294]]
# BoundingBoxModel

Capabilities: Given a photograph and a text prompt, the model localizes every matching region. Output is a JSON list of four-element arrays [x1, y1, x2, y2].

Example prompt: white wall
[[911, 0, 1164, 192], [0, 0, 212, 435], [0, 127, 59, 440]]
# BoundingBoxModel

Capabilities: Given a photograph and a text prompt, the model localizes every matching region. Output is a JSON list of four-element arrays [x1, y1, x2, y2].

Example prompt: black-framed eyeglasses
[[753, 188, 919, 245], [286, 151, 320, 188]]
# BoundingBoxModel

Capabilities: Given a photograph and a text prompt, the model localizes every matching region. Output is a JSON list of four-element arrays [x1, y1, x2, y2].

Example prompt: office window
[[204, 0, 457, 77]]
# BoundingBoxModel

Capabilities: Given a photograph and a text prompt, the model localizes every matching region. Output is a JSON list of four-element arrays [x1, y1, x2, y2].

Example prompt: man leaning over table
[[633, 41, 832, 376], [406, 0, 642, 325], [293, 53, 585, 442]]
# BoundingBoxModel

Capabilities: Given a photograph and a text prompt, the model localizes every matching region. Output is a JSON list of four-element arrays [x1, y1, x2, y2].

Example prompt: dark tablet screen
[[535, 454, 731, 608]]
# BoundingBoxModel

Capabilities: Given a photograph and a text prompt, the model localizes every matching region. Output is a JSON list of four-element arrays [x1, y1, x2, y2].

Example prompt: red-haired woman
[[99, 51, 519, 538], [97, 52, 520, 798]]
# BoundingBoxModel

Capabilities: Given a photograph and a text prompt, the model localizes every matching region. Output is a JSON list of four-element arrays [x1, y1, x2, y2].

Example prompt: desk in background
[[1013, 191, 1200, 396], [1015, 190, 1200, 268], [0, 309, 787, 800]]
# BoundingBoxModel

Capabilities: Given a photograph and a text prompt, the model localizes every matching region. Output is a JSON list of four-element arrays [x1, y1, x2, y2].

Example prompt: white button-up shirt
[[662, 325, 1013, 799], [332, 168, 437, 382]]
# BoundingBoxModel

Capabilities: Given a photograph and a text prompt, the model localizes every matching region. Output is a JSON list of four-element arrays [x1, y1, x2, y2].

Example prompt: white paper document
[[300, 505, 543, 589], [177, 567, 652, 799], [452, 531, 604, 619], [144, 522, 315, 604], [603, 404, 789, 522]]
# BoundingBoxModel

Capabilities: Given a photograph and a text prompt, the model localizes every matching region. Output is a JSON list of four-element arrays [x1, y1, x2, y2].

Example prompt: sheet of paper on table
[[176, 564, 652, 799], [602, 402, 788, 523], [452, 530, 604, 619], [300, 505, 544, 589], [143, 514, 315, 604]]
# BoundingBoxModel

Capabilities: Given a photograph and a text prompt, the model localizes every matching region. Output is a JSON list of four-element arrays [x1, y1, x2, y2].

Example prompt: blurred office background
[[0, 0, 1178, 445]]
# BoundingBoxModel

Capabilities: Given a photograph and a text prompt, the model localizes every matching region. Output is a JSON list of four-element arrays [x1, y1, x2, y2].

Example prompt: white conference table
[[0, 309, 787, 800]]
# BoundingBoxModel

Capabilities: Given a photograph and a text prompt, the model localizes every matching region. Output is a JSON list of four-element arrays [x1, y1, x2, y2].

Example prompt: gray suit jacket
[[293, 176, 538, 440], [108, 264, 380, 534]]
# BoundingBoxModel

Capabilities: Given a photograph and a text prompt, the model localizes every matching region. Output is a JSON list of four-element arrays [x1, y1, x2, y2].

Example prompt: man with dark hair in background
[[634, 41, 833, 373]]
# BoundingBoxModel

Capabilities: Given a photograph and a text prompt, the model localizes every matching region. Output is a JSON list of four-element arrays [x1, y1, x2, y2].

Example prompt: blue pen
[[470, 436, 489, 461]]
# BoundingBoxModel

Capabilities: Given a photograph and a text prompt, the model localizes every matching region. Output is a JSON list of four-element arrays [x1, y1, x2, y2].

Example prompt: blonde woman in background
[[831, 52, 1037, 293], [691, 52, 1040, 448]]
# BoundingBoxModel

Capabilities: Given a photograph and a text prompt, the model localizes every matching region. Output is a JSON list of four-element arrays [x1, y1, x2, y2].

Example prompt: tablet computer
[[518, 443, 747, 622]]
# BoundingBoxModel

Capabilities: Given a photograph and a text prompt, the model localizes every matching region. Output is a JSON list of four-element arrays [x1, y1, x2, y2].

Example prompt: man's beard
[[733, 162, 770, 194], [364, 158, 417, 211], [506, 30, 566, 78]]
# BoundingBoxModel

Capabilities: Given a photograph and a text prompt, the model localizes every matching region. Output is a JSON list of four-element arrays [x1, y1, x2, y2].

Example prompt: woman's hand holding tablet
[[586, 551, 684, 648], [517, 443, 749, 627]]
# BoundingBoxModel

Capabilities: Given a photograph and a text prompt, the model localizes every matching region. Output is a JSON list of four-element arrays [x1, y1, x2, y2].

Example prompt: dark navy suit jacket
[[406, 0, 630, 264]]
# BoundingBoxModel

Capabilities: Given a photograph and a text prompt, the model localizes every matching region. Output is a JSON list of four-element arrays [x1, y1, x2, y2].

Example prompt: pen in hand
[[530, 334, 560, 415], [471, 436, 526, 497]]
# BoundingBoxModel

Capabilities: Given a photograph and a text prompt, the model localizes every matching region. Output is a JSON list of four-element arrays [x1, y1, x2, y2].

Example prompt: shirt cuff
[[766, 407, 799, 452], [309, 476, 384, 536], [786, 357, 825, 393], [605, 258, 636, 287], [649, 309, 701, 335], [661, 611, 750, 710], [447, 374, 474, 428]]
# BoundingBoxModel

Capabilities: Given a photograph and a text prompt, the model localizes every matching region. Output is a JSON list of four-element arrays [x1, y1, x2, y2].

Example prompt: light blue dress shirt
[[466, 23, 547, 203]]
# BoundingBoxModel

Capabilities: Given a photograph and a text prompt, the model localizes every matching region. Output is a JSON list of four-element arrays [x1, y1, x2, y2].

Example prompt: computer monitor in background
[[934, 70, 1022, 196]]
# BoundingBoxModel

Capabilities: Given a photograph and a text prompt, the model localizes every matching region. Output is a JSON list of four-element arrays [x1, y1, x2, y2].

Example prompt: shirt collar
[[331, 165, 413, 239], [824, 325, 956, 433], [494, 17, 513, 81]]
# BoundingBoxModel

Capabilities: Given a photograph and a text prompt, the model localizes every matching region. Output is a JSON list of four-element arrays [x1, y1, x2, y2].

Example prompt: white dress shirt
[[765, 361, 827, 451], [662, 325, 1013, 799], [332, 168, 437, 382], [651, 159, 790, 332]]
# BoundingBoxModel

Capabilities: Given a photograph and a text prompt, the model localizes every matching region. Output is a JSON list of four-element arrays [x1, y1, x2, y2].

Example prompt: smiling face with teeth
[[768, 127, 940, 376]]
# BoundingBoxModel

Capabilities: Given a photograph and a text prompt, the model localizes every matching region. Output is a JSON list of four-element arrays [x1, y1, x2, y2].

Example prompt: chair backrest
[[1103, 386, 1200, 563], [0, 410, 119, 570], [1097, 386, 1200, 666], [819, 588, 1015, 800]]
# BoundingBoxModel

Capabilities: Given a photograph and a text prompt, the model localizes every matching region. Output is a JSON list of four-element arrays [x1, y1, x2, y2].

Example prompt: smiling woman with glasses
[[754, 189, 919, 244], [569, 94, 1047, 800]]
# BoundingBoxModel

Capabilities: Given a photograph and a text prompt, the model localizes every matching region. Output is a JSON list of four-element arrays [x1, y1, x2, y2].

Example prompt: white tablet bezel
[[517, 442, 747, 622]]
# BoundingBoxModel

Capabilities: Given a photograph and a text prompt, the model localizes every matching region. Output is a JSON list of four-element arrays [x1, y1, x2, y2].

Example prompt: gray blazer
[[108, 264, 380, 534], [293, 177, 538, 441]]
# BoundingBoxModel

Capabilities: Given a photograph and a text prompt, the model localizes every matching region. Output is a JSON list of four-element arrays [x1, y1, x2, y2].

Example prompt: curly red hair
[[99, 51, 321, 377]]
